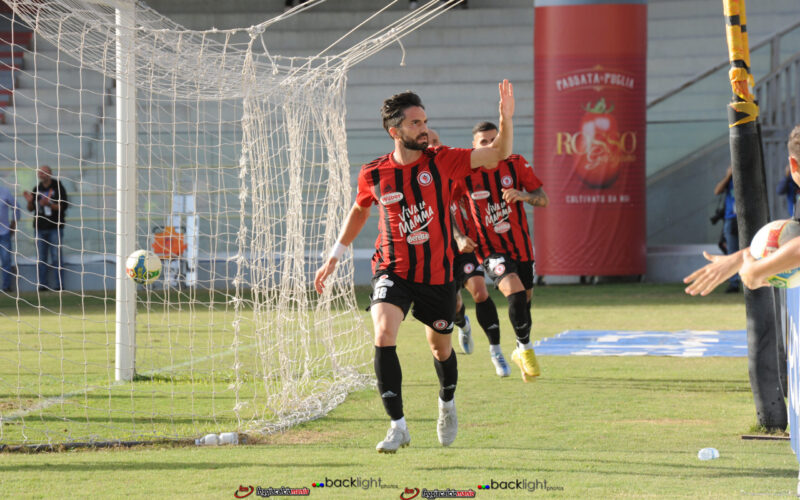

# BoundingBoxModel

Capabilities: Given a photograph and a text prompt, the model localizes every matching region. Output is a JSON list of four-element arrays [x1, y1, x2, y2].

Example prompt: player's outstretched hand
[[499, 79, 515, 121], [739, 251, 770, 290], [314, 258, 337, 294], [683, 250, 744, 296]]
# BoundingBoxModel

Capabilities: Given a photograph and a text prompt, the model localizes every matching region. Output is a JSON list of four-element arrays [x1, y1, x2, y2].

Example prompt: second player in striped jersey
[[454, 121, 548, 382]]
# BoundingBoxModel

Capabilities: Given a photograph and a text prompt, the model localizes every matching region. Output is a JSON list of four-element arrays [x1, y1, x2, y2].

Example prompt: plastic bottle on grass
[[195, 433, 220, 446], [219, 432, 239, 445], [697, 447, 719, 460]]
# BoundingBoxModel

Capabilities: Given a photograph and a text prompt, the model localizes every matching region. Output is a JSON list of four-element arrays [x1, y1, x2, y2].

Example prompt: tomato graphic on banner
[[574, 98, 621, 188]]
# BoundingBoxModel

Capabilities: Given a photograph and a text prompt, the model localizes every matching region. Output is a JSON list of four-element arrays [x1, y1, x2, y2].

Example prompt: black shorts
[[482, 253, 534, 290], [453, 252, 484, 290], [369, 271, 457, 333]]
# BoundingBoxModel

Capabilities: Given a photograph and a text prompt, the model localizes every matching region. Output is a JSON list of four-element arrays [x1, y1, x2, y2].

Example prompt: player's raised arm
[[314, 202, 371, 294], [471, 80, 514, 169]]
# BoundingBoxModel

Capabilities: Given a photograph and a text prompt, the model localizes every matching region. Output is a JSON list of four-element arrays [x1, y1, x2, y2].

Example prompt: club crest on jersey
[[406, 231, 430, 245], [417, 171, 432, 186], [493, 221, 511, 234], [432, 319, 450, 330], [501, 175, 514, 188], [471, 190, 491, 200], [380, 192, 404, 205], [463, 262, 475, 274]]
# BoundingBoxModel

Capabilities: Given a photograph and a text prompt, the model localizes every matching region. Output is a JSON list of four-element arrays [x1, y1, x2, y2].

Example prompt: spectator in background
[[714, 165, 740, 293], [777, 163, 799, 217], [23, 165, 68, 292], [0, 181, 19, 293]]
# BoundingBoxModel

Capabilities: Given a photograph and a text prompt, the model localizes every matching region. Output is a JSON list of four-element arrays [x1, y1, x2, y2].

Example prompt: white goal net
[[0, 0, 458, 447]]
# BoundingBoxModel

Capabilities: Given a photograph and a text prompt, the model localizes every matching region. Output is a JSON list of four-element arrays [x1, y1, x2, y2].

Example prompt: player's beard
[[400, 131, 429, 151]]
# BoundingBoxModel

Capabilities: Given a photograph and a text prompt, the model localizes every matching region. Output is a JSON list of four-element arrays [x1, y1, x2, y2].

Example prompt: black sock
[[475, 297, 500, 345], [454, 303, 466, 328], [526, 299, 532, 331], [375, 346, 403, 420], [507, 290, 530, 345], [433, 349, 457, 402]]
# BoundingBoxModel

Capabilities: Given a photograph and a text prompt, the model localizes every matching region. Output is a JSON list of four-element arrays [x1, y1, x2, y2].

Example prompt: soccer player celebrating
[[455, 121, 548, 382], [314, 81, 515, 453], [449, 179, 511, 377]]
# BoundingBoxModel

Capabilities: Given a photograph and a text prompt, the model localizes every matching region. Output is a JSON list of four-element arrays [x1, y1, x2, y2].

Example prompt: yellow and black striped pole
[[723, 0, 787, 431]]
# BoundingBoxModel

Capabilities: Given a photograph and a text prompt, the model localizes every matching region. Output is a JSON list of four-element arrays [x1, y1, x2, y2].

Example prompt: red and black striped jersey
[[356, 146, 473, 284], [450, 179, 479, 245], [462, 154, 543, 263]]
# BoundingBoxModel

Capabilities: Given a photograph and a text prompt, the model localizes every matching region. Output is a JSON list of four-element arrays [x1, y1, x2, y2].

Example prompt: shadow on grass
[[553, 376, 751, 393], [413, 454, 796, 479]]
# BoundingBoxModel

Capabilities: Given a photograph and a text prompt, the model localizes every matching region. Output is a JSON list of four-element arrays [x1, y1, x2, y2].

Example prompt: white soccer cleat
[[457, 316, 473, 355], [490, 350, 511, 377], [376, 425, 410, 453], [437, 399, 458, 446]]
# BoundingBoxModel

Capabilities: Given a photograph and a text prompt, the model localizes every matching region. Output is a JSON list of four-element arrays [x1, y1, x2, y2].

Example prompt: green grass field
[[2, 283, 799, 499]]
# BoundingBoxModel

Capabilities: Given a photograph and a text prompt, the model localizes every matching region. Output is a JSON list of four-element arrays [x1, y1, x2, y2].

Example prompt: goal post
[[114, 0, 136, 382]]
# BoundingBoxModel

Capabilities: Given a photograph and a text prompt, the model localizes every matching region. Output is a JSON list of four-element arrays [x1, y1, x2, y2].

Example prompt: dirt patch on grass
[[0, 399, 34, 412]]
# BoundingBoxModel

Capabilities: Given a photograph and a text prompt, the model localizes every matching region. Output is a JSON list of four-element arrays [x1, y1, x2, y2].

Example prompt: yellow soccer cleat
[[511, 347, 541, 382]]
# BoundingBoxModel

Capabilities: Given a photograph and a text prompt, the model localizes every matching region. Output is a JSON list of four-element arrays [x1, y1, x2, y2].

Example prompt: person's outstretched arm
[[683, 249, 746, 296]]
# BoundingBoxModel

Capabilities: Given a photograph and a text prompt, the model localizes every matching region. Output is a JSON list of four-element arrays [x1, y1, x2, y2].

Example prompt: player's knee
[[430, 344, 452, 361], [471, 287, 489, 303]]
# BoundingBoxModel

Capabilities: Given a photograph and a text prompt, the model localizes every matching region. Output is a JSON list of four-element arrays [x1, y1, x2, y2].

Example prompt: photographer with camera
[[713, 165, 740, 293]]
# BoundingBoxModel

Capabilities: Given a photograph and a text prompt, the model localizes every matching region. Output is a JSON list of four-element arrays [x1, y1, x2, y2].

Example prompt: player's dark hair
[[472, 121, 498, 136], [381, 91, 424, 133], [789, 125, 800, 162]]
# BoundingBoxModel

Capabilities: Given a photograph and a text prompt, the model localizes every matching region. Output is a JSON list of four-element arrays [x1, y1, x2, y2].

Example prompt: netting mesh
[[0, 0, 461, 446]]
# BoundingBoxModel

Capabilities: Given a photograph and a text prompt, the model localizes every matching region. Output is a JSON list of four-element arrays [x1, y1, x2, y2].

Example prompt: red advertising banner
[[533, 0, 647, 276]]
